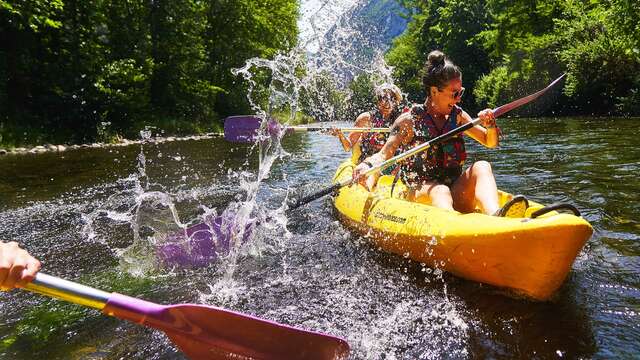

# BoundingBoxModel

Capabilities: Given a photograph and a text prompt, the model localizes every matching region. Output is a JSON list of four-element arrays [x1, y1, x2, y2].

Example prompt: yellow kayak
[[332, 160, 592, 300]]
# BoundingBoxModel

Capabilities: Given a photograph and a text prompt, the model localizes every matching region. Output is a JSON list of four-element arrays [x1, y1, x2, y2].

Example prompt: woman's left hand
[[478, 108, 496, 127], [325, 127, 343, 137]]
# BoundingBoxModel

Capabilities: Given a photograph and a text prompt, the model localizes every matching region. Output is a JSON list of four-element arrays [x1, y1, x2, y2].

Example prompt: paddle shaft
[[224, 115, 393, 143], [286, 126, 390, 133], [23, 273, 351, 360], [24, 273, 110, 310], [287, 74, 566, 210]]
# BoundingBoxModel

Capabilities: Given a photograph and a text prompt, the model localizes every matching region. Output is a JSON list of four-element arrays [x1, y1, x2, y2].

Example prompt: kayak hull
[[332, 161, 592, 300]]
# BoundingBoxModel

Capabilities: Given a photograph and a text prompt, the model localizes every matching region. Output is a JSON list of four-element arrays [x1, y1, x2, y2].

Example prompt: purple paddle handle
[[102, 292, 167, 325]]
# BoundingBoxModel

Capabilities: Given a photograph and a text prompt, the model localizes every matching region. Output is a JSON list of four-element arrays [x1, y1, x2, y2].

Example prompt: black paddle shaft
[[287, 183, 342, 211]]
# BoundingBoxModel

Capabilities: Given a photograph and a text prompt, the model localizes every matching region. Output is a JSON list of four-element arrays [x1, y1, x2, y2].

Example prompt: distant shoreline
[[0, 133, 223, 156]]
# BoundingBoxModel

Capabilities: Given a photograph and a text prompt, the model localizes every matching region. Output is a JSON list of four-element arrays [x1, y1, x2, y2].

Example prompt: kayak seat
[[494, 194, 529, 218]]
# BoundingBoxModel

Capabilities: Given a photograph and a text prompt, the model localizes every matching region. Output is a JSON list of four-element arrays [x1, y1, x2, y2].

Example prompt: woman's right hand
[[352, 161, 373, 183], [478, 108, 496, 127]]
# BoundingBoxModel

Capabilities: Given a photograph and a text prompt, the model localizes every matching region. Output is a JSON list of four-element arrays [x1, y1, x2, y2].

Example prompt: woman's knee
[[414, 183, 448, 198], [431, 184, 452, 196], [413, 183, 453, 209], [472, 160, 494, 177], [422, 184, 452, 202]]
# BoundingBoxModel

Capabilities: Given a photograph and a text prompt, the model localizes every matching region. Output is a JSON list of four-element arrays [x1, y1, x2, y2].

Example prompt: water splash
[[82, 0, 408, 298]]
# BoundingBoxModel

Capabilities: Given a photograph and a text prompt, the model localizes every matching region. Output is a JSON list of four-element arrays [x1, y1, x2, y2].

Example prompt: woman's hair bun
[[422, 50, 461, 91], [427, 50, 446, 68]]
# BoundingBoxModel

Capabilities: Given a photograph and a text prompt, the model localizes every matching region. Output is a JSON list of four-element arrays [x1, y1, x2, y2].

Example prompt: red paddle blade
[[224, 116, 284, 143], [493, 73, 566, 118], [104, 294, 350, 360]]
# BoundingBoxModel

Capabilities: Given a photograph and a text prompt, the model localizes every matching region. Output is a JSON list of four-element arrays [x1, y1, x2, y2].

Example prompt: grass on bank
[[0, 108, 320, 149]]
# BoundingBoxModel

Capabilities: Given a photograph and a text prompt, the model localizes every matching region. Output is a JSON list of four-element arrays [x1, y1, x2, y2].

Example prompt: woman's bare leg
[[451, 161, 499, 215], [408, 181, 454, 211]]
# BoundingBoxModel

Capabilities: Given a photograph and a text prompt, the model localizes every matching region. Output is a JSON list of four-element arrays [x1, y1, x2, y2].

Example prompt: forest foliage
[[0, 0, 298, 145], [386, 0, 640, 116], [2, 0, 639, 147]]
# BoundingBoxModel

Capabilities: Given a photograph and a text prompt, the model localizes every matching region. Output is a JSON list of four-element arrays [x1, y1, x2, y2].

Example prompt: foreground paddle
[[24, 273, 350, 360], [287, 74, 567, 210], [224, 115, 390, 143]]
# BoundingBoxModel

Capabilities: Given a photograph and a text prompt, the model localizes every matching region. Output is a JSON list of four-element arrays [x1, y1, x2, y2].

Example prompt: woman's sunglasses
[[439, 87, 465, 99], [377, 94, 397, 104]]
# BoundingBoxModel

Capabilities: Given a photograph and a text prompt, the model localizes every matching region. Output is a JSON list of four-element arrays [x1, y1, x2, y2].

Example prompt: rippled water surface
[[1, 117, 638, 359]]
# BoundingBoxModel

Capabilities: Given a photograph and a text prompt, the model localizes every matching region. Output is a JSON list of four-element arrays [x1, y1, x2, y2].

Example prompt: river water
[[0, 117, 638, 359]]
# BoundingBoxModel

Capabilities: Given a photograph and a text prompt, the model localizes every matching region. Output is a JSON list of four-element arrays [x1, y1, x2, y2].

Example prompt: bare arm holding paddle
[[329, 112, 372, 151], [353, 108, 497, 184], [352, 112, 413, 184], [461, 108, 498, 147], [0, 241, 41, 291]]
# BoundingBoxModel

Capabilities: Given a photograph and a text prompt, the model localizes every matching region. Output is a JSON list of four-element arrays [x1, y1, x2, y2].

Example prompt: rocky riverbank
[[0, 133, 223, 156]]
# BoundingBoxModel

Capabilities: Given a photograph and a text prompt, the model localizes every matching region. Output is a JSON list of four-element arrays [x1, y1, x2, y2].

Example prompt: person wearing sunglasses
[[330, 83, 405, 189], [352, 50, 527, 217], [0, 241, 41, 291]]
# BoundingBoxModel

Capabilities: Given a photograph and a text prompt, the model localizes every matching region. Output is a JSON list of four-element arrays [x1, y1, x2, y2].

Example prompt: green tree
[[206, 0, 299, 116], [0, 0, 63, 131], [386, 0, 490, 107], [388, 0, 640, 116], [1, 0, 299, 146], [475, 0, 639, 116], [346, 73, 376, 118]]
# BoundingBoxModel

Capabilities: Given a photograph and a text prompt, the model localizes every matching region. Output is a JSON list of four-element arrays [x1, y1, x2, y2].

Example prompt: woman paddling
[[331, 83, 404, 189], [352, 50, 527, 216]]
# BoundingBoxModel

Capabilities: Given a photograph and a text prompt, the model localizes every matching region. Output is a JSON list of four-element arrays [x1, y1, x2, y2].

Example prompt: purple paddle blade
[[224, 116, 284, 143], [103, 293, 350, 360], [157, 213, 255, 267]]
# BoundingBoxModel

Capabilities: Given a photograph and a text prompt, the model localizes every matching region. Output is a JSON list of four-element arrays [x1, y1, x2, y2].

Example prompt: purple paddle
[[24, 273, 350, 360], [223, 115, 390, 143], [157, 212, 254, 267], [224, 116, 285, 143]]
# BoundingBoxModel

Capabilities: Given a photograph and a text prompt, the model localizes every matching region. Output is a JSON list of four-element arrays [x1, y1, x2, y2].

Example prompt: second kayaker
[[331, 83, 405, 189], [352, 50, 527, 217]]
